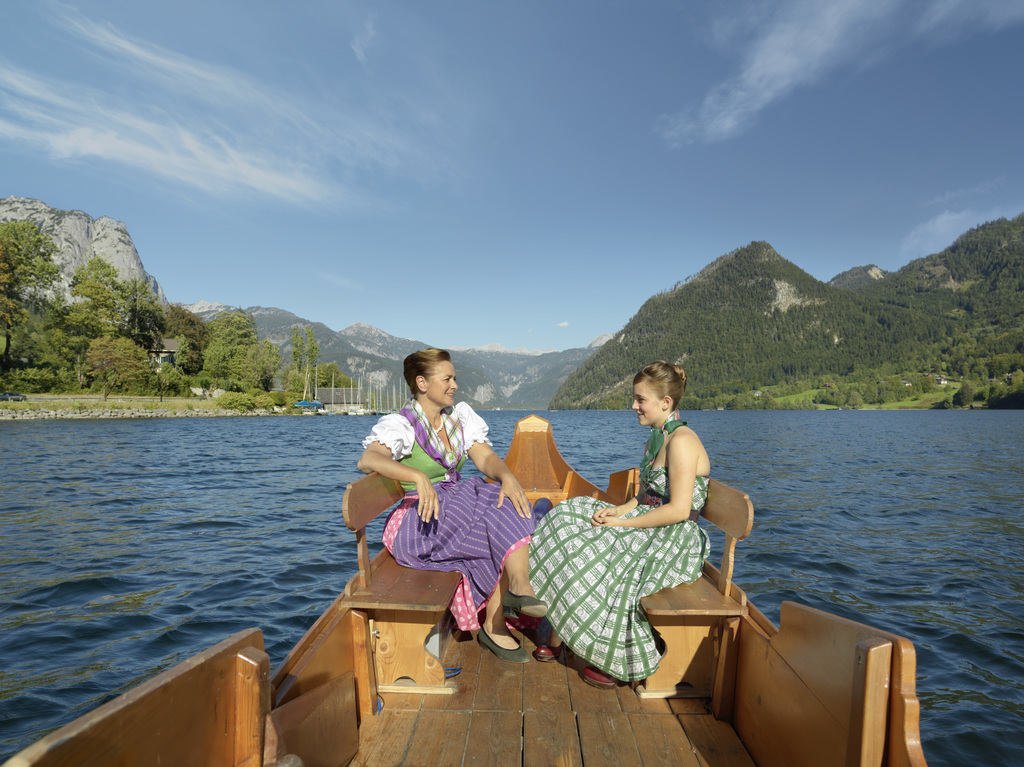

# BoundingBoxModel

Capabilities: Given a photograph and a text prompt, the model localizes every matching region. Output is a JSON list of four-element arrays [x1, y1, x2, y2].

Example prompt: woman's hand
[[498, 474, 533, 519], [591, 504, 626, 527], [413, 473, 440, 522]]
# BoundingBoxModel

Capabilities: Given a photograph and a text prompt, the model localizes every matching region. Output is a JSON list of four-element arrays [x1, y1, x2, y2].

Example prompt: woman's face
[[417, 361, 458, 409], [632, 380, 670, 427]]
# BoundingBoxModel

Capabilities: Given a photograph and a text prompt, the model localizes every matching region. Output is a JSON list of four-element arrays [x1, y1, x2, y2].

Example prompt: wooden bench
[[341, 472, 463, 694], [8, 629, 270, 767], [636, 477, 755, 708]]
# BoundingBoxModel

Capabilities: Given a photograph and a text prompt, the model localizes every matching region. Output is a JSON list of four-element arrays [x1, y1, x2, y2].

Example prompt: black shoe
[[502, 590, 547, 618], [479, 629, 530, 663]]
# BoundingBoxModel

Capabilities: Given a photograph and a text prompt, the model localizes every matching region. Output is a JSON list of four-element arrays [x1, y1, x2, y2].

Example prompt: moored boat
[[4, 414, 927, 767]]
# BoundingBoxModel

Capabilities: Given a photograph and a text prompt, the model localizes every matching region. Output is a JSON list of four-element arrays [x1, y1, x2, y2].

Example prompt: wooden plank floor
[[348, 627, 756, 767]]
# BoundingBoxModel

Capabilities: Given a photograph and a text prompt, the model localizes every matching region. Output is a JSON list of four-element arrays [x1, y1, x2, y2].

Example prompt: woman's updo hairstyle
[[633, 360, 687, 409], [404, 348, 452, 397]]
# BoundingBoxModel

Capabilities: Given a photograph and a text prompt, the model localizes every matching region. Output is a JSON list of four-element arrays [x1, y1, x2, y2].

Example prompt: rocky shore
[[0, 407, 275, 420]]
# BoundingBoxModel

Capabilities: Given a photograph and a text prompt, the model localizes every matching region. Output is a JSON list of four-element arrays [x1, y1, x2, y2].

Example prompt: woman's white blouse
[[361, 401, 492, 460]]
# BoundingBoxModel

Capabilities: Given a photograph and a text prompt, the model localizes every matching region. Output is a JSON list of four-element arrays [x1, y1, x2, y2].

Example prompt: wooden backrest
[[342, 472, 404, 592], [736, 601, 927, 767], [8, 629, 269, 767], [343, 471, 404, 532], [703, 478, 754, 597]]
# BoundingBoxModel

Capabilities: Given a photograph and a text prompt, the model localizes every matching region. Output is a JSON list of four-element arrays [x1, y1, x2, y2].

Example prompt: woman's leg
[[503, 545, 538, 598], [481, 581, 519, 649]]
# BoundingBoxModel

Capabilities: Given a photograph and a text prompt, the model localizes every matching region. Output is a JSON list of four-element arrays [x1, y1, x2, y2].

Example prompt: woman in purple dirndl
[[358, 348, 546, 663]]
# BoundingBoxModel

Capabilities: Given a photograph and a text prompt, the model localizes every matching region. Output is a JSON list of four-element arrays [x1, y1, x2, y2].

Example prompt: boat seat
[[636, 478, 754, 710], [341, 471, 465, 695]]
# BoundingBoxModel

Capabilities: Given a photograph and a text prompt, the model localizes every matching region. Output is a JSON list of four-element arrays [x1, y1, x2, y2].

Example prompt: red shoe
[[582, 666, 617, 689], [532, 643, 563, 662]]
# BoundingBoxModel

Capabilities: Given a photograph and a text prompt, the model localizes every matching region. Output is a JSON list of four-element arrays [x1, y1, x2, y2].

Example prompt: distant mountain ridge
[[9, 196, 1020, 410], [186, 302, 605, 409]]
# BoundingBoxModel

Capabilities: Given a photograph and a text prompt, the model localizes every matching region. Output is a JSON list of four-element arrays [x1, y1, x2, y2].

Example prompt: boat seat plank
[[643, 576, 749, 617], [345, 549, 460, 612]]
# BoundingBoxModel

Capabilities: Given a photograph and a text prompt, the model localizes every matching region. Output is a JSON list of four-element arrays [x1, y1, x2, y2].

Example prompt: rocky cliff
[[0, 196, 166, 303]]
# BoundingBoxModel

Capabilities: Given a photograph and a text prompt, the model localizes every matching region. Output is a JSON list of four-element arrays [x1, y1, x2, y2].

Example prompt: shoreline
[[0, 406, 278, 420]]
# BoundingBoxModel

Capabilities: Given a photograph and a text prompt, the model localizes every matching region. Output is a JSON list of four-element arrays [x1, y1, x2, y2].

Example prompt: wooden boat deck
[[350, 627, 755, 767]]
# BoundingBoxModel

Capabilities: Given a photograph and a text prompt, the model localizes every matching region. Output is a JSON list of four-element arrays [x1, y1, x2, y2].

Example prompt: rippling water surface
[[1, 410, 1022, 765]]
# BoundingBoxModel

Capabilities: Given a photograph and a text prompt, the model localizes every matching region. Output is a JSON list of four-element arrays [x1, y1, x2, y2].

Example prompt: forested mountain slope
[[550, 216, 1023, 409]]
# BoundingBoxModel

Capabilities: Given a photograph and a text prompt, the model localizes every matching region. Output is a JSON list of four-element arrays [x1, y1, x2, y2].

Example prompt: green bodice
[[398, 441, 467, 492]]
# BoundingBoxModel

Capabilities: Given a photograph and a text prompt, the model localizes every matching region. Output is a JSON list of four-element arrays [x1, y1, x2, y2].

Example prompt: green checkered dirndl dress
[[529, 468, 710, 681]]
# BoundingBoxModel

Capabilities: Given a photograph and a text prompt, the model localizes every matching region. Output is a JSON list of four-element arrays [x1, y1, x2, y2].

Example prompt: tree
[[952, 381, 975, 408], [243, 339, 281, 392], [0, 221, 59, 372], [85, 337, 149, 400], [119, 278, 166, 350], [202, 339, 233, 394], [165, 304, 208, 374], [289, 325, 319, 400], [68, 257, 123, 338], [205, 310, 259, 386]]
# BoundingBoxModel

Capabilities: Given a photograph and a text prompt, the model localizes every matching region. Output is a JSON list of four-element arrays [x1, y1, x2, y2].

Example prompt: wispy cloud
[[321, 273, 365, 291], [657, 0, 1024, 147], [899, 203, 1022, 260], [926, 177, 1005, 208], [0, 5, 452, 206], [557, 321, 570, 328], [351, 15, 378, 66]]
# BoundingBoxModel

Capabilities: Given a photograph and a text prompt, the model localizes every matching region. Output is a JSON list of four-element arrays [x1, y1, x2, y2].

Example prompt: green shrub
[[252, 392, 275, 410], [215, 392, 256, 411]]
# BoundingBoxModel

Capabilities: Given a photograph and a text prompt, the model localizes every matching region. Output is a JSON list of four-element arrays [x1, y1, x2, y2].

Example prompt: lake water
[[1, 410, 1022, 765]]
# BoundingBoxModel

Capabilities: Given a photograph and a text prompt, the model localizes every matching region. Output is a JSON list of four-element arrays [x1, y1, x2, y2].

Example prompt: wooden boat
[[5, 414, 927, 767]]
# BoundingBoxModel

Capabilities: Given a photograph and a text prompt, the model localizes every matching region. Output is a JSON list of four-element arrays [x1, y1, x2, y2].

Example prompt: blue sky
[[3, 1, 1023, 352]]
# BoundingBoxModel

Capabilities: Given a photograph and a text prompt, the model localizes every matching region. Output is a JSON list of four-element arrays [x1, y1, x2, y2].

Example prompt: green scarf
[[640, 409, 686, 486]]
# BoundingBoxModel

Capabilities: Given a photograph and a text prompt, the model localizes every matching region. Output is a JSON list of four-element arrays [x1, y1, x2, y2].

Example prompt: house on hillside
[[149, 338, 179, 368]]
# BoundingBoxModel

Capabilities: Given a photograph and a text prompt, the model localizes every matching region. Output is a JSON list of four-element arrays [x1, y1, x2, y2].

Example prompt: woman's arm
[[467, 442, 533, 518], [593, 430, 704, 529], [357, 441, 440, 522]]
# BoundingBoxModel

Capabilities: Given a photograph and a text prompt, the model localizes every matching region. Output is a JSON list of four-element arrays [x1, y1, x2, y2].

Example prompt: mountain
[[828, 264, 891, 289], [852, 214, 1024, 325], [0, 196, 166, 303], [549, 239, 969, 408], [187, 302, 605, 409]]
